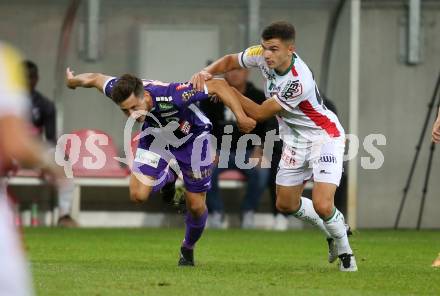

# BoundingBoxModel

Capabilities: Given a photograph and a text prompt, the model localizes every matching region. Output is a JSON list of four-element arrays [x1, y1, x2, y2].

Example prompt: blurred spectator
[[200, 68, 270, 229], [432, 107, 440, 144], [24, 60, 77, 227]]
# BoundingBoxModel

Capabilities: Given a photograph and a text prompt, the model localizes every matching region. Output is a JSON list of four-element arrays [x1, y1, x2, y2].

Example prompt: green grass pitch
[[24, 228, 439, 295]]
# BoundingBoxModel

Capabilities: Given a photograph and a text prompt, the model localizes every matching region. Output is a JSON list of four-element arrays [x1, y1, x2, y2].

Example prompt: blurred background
[[2, 0, 439, 229]]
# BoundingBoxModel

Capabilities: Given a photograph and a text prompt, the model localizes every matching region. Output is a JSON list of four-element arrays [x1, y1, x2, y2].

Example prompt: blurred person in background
[[23, 60, 77, 227], [431, 107, 439, 267], [200, 67, 270, 229], [432, 107, 440, 144], [0, 42, 63, 296]]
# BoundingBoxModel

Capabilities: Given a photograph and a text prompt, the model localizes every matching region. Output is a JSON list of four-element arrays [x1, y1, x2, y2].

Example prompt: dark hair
[[261, 21, 296, 43], [23, 60, 38, 78], [111, 74, 144, 104]]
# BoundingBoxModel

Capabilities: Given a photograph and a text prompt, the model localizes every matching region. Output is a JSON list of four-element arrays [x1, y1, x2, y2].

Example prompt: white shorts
[[0, 189, 33, 296], [276, 138, 345, 187]]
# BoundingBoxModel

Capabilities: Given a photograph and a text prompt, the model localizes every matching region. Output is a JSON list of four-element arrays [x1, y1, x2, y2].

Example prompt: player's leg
[[313, 182, 356, 271], [179, 190, 208, 266], [276, 184, 331, 238], [57, 179, 78, 227], [275, 145, 332, 238], [173, 131, 213, 266], [312, 139, 357, 271], [130, 133, 178, 204], [129, 173, 155, 203], [129, 168, 178, 203]]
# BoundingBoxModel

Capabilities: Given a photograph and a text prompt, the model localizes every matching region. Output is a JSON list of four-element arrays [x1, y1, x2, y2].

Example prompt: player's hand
[[190, 70, 212, 91], [432, 118, 440, 144], [237, 116, 257, 134], [65, 67, 77, 89]]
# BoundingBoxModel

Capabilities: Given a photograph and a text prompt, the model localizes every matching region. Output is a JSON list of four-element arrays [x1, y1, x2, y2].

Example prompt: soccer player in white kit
[[0, 42, 63, 295], [191, 21, 357, 271]]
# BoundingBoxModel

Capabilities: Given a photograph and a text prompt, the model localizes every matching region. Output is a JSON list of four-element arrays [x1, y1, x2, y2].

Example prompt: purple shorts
[[132, 131, 213, 193]]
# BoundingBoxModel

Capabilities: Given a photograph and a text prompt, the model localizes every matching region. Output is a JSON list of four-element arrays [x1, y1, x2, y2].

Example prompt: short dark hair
[[23, 60, 38, 79], [111, 74, 144, 104], [261, 21, 296, 43]]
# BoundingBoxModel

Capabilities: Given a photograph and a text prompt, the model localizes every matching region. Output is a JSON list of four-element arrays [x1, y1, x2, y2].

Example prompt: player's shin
[[322, 208, 353, 255], [291, 197, 331, 238], [182, 209, 208, 249]]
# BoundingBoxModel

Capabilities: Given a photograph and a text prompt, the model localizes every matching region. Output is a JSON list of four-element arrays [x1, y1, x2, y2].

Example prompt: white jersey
[[238, 45, 344, 148]]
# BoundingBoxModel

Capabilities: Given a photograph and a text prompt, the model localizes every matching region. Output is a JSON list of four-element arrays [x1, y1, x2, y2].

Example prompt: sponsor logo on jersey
[[280, 80, 303, 100], [319, 154, 337, 164], [268, 83, 281, 97], [135, 149, 161, 168], [179, 120, 192, 135], [158, 102, 174, 111], [156, 96, 173, 102], [281, 146, 296, 167], [246, 45, 263, 57], [260, 66, 276, 81], [176, 83, 190, 91], [182, 89, 197, 102]]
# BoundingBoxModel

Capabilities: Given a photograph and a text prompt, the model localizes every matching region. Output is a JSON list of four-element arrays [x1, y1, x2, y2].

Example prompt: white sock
[[58, 181, 74, 217], [292, 197, 331, 238], [324, 208, 353, 255]]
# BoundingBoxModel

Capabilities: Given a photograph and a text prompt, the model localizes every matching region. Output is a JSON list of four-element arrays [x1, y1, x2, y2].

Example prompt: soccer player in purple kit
[[65, 68, 256, 266]]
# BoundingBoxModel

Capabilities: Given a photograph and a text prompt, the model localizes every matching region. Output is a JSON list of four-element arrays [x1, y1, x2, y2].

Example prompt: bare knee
[[186, 192, 207, 216], [275, 185, 303, 213], [312, 183, 337, 218], [313, 199, 333, 218], [276, 195, 301, 213], [129, 174, 153, 203], [129, 188, 150, 203], [187, 200, 206, 217]]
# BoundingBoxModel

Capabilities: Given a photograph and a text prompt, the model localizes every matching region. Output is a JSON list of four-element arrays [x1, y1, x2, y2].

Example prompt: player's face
[[261, 38, 295, 71], [119, 92, 148, 123]]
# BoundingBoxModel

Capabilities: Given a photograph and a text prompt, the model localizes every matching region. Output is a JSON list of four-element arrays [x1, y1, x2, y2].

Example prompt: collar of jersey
[[274, 53, 296, 76]]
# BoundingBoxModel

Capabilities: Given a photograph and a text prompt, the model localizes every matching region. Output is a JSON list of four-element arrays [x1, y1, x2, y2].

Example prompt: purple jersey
[[103, 77, 214, 193], [103, 77, 212, 139]]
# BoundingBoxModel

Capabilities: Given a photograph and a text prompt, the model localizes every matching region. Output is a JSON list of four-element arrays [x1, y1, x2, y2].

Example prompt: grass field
[[24, 228, 439, 296]]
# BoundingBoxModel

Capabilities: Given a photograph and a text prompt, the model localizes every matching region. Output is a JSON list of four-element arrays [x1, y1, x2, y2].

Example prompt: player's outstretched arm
[[205, 78, 256, 133], [65, 67, 112, 93], [190, 54, 241, 91], [0, 115, 64, 182], [230, 87, 282, 122]]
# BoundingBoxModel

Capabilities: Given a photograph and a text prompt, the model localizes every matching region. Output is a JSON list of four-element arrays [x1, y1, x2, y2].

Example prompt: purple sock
[[182, 209, 208, 249], [151, 169, 176, 193]]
